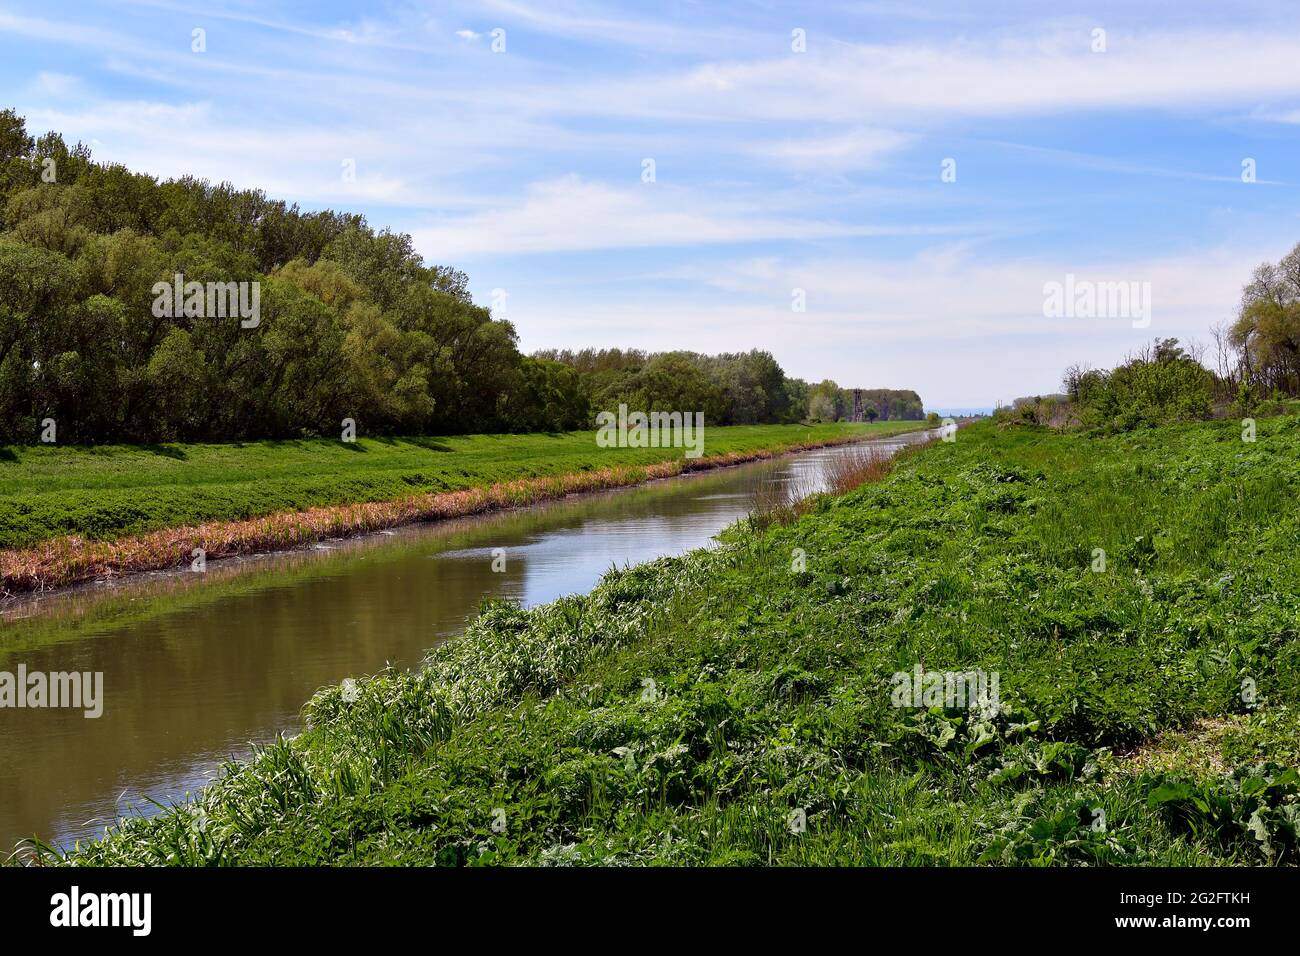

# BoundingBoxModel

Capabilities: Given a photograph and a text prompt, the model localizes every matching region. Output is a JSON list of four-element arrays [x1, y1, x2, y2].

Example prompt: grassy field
[[0, 422, 918, 552], [42, 415, 1300, 865]]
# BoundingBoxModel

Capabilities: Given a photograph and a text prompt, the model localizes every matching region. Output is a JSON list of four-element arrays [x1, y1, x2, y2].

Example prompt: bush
[[1076, 339, 1215, 432]]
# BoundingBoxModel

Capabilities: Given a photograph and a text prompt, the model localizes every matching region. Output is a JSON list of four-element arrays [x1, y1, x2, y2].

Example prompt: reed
[[820, 442, 896, 496]]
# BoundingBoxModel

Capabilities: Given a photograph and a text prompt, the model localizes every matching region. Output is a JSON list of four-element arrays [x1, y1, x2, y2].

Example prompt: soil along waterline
[[1, 431, 933, 854], [0, 423, 923, 595]]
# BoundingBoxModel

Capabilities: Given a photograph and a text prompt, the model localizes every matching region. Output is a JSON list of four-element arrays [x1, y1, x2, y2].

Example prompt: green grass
[[0, 422, 916, 550], [38, 415, 1300, 866]]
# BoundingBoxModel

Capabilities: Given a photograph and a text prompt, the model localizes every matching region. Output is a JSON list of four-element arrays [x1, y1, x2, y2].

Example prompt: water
[[0, 432, 931, 852]]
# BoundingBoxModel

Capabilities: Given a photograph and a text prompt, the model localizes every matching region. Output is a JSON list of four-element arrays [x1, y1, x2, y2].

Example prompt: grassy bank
[[0, 421, 918, 593], [39, 415, 1300, 866]]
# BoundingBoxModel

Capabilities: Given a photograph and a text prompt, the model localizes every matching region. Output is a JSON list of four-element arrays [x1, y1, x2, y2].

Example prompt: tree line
[[533, 347, 923, 426], [0, 110, 923, 445]]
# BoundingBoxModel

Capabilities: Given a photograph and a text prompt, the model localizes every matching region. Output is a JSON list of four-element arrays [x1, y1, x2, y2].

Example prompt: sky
[[4, 1, 1300, 409]]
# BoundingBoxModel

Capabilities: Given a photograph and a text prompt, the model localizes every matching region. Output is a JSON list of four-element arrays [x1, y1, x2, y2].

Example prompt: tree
[[1231, 247, 1300, 396]]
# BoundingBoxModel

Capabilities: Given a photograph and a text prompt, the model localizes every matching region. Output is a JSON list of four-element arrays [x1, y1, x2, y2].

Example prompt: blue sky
[[4, 0, 1300, 408]]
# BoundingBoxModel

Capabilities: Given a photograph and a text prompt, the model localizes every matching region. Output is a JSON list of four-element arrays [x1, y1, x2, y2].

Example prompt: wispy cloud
[[470, 0, 764, 55], [411, 174, 972, 257], [531, 29, 1300, 124], [754, 128, 913, 172]]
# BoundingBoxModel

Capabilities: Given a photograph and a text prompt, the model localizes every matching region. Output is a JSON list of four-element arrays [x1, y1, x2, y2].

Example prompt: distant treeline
[[533, 347, 924, 425], [0, 109, 922, 445]]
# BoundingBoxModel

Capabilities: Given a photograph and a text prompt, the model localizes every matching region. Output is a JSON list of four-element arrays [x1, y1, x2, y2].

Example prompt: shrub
[[1076, 339, 1215, 432]]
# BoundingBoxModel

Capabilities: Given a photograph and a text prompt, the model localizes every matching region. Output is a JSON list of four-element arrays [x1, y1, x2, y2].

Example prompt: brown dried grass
[[1, 434, 886, 595], [821, 443, 895, 496]]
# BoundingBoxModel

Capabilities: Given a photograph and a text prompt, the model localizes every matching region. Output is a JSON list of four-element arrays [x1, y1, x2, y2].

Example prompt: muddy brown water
[[0, 431, 933, 852]]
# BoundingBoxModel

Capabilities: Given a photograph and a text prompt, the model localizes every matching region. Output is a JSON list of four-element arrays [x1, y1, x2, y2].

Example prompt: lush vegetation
[[0, 110, 921, 445], [43, 413, 1300, 866], [0, 422, 913, 552]]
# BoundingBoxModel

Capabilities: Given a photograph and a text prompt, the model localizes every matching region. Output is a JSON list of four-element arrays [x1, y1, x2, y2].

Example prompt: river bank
[[0, 422, 922, 595], [39, 416, 1300, 865]]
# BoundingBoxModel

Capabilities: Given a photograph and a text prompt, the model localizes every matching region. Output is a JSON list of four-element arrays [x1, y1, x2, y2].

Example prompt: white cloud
[[506, 242, 1280, 405], [536, 30, 1300, 123], [21, 101, 429, 205], [114, 0, 440, 52], [755, 128, 913, 172], [30, 72, 83, 97], [686, 245, 1259, 340], [455, 29, 481, 40], [0, 10, 123, 47], [1254, 107, 1300, 125], [411, 174, 969, 257], [471, 0, 761, 55]]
